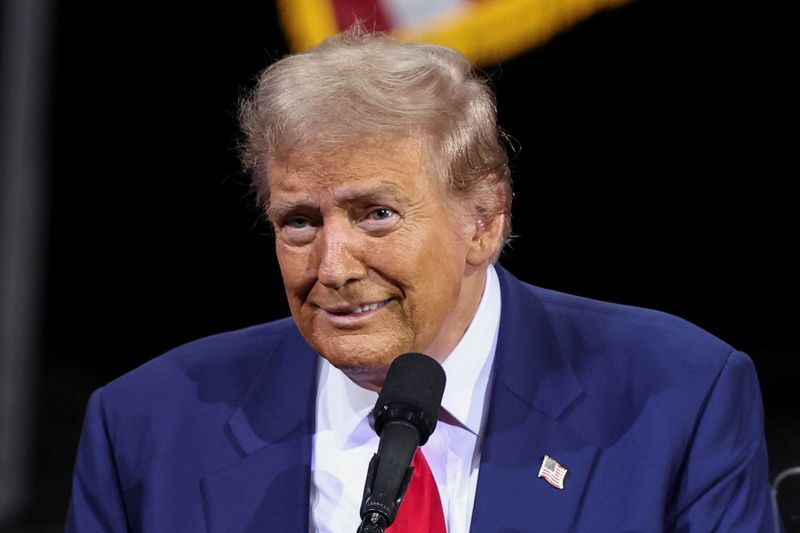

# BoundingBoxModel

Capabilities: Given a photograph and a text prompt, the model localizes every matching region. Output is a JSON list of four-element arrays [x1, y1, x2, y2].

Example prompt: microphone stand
[[358, 512, 388, 533], [355, 353, 445, 532], [356, 450, 415, 533]]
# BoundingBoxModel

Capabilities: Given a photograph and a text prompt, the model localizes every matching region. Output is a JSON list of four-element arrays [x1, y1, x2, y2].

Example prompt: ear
[[466, 211, 505, 266]]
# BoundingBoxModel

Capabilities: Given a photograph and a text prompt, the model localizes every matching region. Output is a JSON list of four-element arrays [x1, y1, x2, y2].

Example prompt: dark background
[[11, 0, 800, 529]]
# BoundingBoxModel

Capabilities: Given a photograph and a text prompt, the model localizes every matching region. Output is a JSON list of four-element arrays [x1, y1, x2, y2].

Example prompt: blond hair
[[239, 27, 512, 258]]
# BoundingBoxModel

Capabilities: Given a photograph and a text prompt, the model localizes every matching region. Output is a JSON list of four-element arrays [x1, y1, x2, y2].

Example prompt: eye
[[286, 217, 309, 229], [367, 207, 394, 220], [360, 206, 398, 233], [278, 215, 316, 246]]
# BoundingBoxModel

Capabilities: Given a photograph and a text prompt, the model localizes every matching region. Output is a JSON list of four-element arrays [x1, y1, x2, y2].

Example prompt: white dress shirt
[[311, 265, 501, 533]]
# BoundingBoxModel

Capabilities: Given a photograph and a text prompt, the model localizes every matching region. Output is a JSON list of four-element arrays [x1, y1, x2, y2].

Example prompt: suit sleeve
[[66, 387, 130, 532], [666, 350, 774, 532]]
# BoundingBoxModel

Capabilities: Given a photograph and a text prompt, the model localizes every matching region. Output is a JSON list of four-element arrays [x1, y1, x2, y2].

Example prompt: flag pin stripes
[[538, 455, 568, 490]]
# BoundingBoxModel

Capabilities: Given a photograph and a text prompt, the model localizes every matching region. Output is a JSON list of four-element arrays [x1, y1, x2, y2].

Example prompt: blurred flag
[[277, 0, 633, 65]]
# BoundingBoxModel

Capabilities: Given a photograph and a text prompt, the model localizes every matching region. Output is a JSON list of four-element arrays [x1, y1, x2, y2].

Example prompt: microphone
[[357, 353, 446, 533]]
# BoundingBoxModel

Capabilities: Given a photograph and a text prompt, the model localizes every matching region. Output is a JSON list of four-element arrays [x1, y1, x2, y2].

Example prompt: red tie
[[387, 449, 447, 533]]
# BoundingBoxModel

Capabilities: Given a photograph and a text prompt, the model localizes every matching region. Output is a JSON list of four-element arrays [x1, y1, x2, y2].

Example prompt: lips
[[319, 299, 392, 316], [348, 300, 390, 315]]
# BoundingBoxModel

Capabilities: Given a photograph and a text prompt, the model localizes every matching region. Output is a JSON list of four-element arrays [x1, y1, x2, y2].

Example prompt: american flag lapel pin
[[538, 454, 568, 490]]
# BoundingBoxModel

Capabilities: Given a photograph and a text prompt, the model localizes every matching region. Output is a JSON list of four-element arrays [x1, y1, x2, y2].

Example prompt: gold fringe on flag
[[277, 0, 633, 66]]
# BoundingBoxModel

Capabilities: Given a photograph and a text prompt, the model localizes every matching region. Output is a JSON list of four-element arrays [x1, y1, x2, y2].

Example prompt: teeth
[[350, 300, 387, 315]]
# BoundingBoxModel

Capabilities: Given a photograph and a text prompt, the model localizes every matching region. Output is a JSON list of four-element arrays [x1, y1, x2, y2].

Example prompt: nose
[[316, 216, 367, 289]]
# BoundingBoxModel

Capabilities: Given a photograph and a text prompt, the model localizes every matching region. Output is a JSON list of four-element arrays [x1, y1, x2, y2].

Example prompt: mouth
[[320, 299, 392, 317]]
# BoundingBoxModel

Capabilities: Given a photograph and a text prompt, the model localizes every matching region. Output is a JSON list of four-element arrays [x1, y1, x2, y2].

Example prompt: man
[[67, 29, 774, 532]]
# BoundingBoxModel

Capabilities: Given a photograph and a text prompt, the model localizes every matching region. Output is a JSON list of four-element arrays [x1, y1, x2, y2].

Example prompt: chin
[[314, 337, 407, 388], [325, 354, 394, 392], [320, 345, 396, 371]]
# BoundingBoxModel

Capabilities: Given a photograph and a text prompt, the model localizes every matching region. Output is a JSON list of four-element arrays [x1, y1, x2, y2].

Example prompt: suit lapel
[[471, 267, 600, 531], [201, 327, 318, 533], [199, 268, 600, 532]]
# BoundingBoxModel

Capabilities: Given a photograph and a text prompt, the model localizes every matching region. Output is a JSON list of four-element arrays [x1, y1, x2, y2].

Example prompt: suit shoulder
[[97, 317, 300, 415], [526, 282, 736, 369]]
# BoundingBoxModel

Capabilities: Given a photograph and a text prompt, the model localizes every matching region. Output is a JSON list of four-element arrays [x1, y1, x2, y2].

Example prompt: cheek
[[275, 244, 315, 302], [416, 232, 469, 284], [394, 240, 468, 321]]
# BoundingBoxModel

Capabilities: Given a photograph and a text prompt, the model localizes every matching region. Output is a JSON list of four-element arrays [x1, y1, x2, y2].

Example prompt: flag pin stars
[[538, 454, 568, 490]]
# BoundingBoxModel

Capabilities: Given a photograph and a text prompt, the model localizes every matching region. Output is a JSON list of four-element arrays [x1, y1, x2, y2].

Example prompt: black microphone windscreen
[[374, 353, 446, 442]]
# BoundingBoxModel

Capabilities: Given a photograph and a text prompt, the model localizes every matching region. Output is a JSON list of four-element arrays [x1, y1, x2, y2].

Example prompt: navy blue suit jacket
[[67, 266, 774, 532]]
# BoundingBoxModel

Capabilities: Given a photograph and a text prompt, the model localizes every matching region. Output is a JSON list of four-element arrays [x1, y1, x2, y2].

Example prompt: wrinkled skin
[[268, 136, 502, 390]]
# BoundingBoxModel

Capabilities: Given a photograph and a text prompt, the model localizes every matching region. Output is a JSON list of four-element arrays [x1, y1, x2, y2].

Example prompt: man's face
[[268, 136, 488, 390]]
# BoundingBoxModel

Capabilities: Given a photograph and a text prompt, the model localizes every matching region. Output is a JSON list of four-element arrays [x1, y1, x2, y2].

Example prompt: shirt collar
[[317, 264, 502, 446], [316, 358, 377, 449], [440, 264, 501, 434]]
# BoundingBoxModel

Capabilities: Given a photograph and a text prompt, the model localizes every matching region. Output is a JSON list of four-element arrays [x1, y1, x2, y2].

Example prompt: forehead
[[267, 136, 436, 198]]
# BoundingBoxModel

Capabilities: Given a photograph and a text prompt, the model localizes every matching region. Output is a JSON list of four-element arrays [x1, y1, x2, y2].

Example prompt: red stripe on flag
[[332, 0, 392, 32]]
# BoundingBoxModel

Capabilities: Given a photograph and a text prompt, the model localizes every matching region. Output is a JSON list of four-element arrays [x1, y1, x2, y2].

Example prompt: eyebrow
[[333, 181, 409, 205], [266, 199, 313, 222], [267, 180, 411, 221]]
